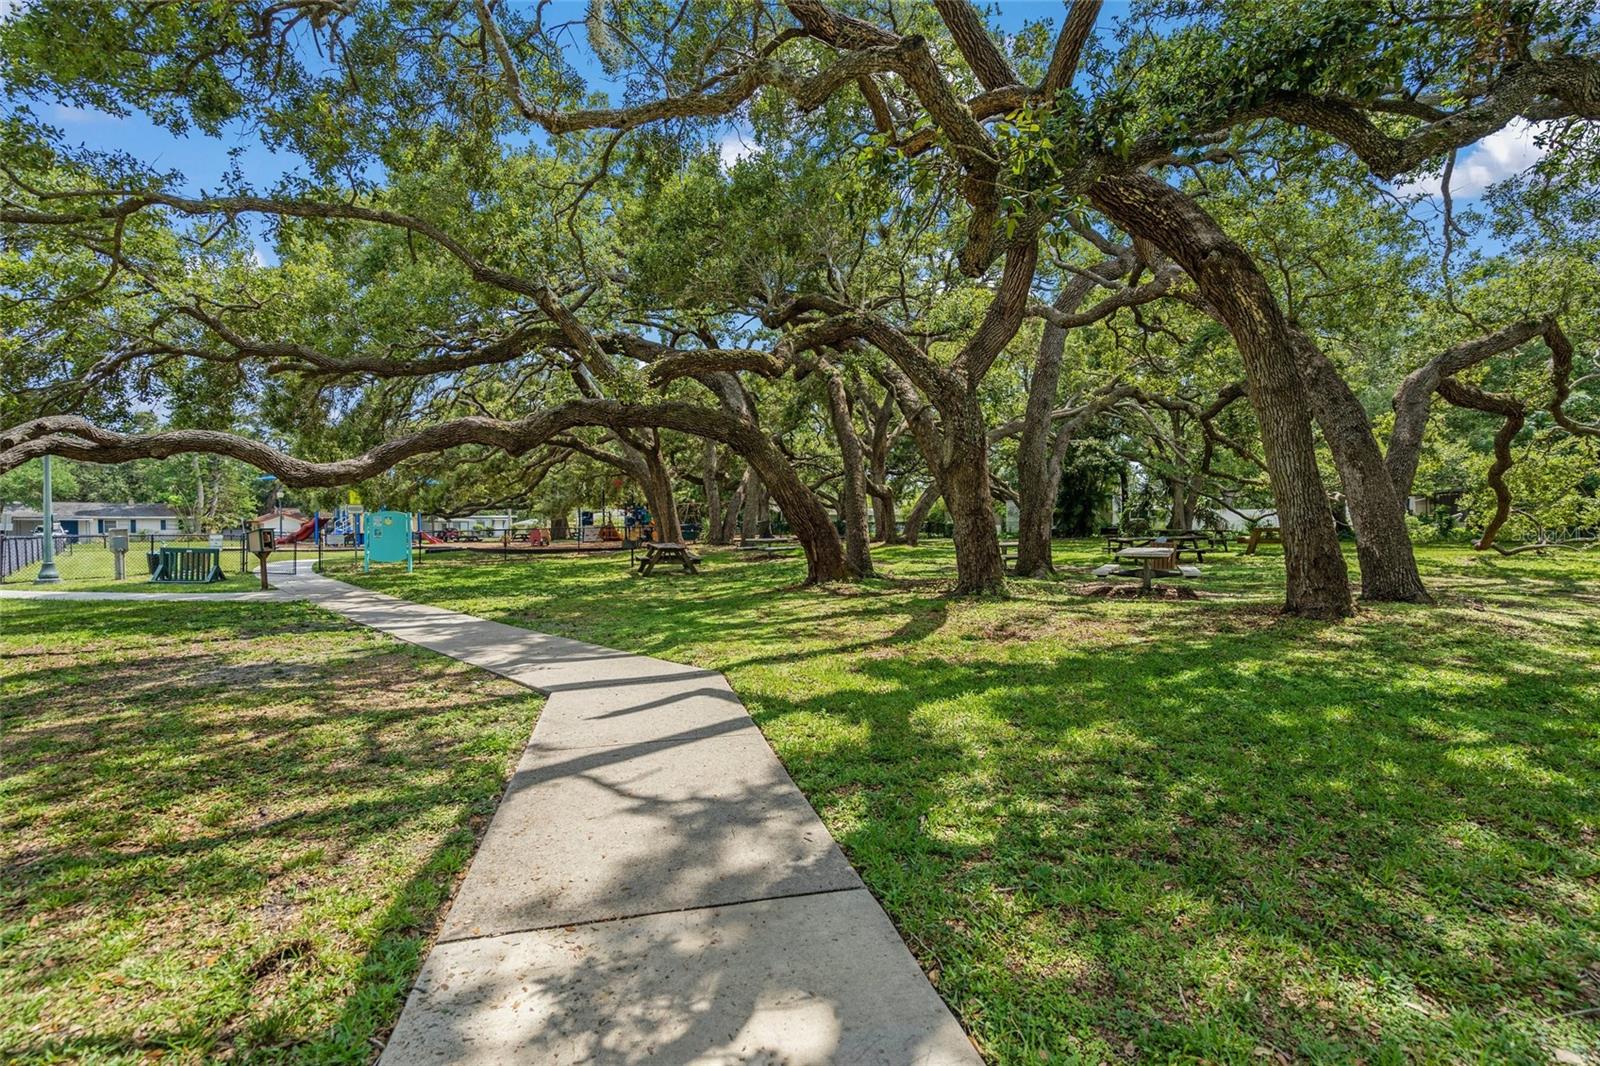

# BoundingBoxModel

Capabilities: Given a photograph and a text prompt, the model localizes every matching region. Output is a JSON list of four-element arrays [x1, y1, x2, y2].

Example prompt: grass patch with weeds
[[0, 598, 540, 1063], [325, 540, 1600, 1064]]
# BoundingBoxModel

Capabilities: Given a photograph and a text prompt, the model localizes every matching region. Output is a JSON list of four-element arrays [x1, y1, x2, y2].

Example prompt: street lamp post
[[35, 455, 61, 583]]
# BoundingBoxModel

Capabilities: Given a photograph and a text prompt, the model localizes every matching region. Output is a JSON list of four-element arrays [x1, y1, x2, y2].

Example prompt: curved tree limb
[[1547, 320, 1600, 439], [1386, 317, 1548, 502], [1435, 377, 1525, 550], [0, 401, 851, 581]]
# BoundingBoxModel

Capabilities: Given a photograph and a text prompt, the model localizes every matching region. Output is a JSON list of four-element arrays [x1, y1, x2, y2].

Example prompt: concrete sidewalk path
[[276, 571, 985, 1063], [6, 571, 979, 1061]]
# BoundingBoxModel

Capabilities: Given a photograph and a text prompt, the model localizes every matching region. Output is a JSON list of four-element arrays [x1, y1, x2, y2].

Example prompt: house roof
[[1, 501, 182, 519]]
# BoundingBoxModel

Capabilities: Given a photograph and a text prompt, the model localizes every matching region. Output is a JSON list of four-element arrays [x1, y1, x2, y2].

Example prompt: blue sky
[[9, 1, 1545, 255]]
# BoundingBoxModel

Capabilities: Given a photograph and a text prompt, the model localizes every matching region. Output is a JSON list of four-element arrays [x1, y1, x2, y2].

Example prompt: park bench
[[150, 546, 225, 584]]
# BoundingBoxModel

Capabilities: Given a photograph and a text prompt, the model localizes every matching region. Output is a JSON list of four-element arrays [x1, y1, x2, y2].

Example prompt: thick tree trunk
[[740, 477, 763, 541], [635, 437, 682, 543], [877, 366, 1004, 590], [901, 481, 940, 546], [864, 383, 904, 544], [721, 468, 751, 543], [1014, 461, 1056, 575], [1291, 340, 1430, 603], [942, 400, 1005, 594], [1090, 173, 1353, 618], [1016, 308, 1069, 576], [1014, 262, 1128, 576], [822, 369, 873, 577], [702, 439, 725, 544], [1168, 478, 1189, 530], [696, 414, 844, 583], [869, 476, 899, 544]]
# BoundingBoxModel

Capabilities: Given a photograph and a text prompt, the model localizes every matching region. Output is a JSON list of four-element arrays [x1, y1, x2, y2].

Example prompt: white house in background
[[0, 501, 184, 536], [1214, 507, 1279, 531], [435, 511, 516, 534]]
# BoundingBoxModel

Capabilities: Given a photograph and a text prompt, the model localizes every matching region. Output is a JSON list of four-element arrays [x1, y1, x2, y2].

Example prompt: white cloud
[[46, 103, 116, 126], [718, 129, 759, 168], [1394, 118, 1550, 200]]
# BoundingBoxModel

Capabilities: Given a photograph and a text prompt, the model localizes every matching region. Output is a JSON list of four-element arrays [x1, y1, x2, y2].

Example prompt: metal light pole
[[35, 455, 61, 583]]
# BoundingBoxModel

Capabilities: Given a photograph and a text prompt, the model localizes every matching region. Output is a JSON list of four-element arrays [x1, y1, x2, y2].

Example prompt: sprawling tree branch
[[1435, 377, 1525, 550]]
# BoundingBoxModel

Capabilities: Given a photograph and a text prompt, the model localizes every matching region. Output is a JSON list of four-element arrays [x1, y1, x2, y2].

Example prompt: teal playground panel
[[364, 510, 414, 572]]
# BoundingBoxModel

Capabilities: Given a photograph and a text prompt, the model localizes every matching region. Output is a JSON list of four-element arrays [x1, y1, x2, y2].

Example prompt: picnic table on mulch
[[1096, 546, 1203, 591], [637, 541, 701, 575]]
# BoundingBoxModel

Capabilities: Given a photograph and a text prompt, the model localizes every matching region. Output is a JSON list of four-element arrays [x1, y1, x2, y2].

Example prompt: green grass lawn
[[20, 572, 273, 594], [323, 540, 1600, 1064], [0, 599, 541, 1063]]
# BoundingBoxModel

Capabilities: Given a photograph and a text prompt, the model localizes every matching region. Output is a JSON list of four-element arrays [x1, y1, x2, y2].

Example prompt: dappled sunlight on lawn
[[0, 600, 541, 1062], [330, 540, 1599, 1063]]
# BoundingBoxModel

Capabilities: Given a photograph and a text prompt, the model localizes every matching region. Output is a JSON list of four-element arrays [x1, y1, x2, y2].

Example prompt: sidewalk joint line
[[438, 884, 869, 945]]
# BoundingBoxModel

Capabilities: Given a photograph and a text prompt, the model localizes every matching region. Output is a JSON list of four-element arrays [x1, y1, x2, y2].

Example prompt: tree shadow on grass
[[738, 605, 1600, 1061], [0, 602, 540, 1063]]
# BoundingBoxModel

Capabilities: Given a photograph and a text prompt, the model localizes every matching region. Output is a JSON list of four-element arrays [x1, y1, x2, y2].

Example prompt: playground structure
[[281, 516, 318, 543]]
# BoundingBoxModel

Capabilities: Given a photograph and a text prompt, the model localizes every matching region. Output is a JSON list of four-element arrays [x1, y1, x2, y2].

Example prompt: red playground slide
[[280, 517, 318, 543], [418, 531, 446, 544]]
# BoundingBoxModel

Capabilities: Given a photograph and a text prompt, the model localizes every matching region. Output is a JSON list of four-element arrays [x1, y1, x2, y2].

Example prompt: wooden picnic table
[[1108, 532, 1203, 548], [1244, 527, 1282, 554], [1106, 530, 1232, 551], [637, 541, 701, 575], [1111, 546, 1197, 590], [1107, 533, 1210, 563]]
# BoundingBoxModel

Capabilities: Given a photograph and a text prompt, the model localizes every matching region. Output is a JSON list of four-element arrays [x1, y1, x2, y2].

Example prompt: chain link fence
[[0, 531, 298, 584]]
